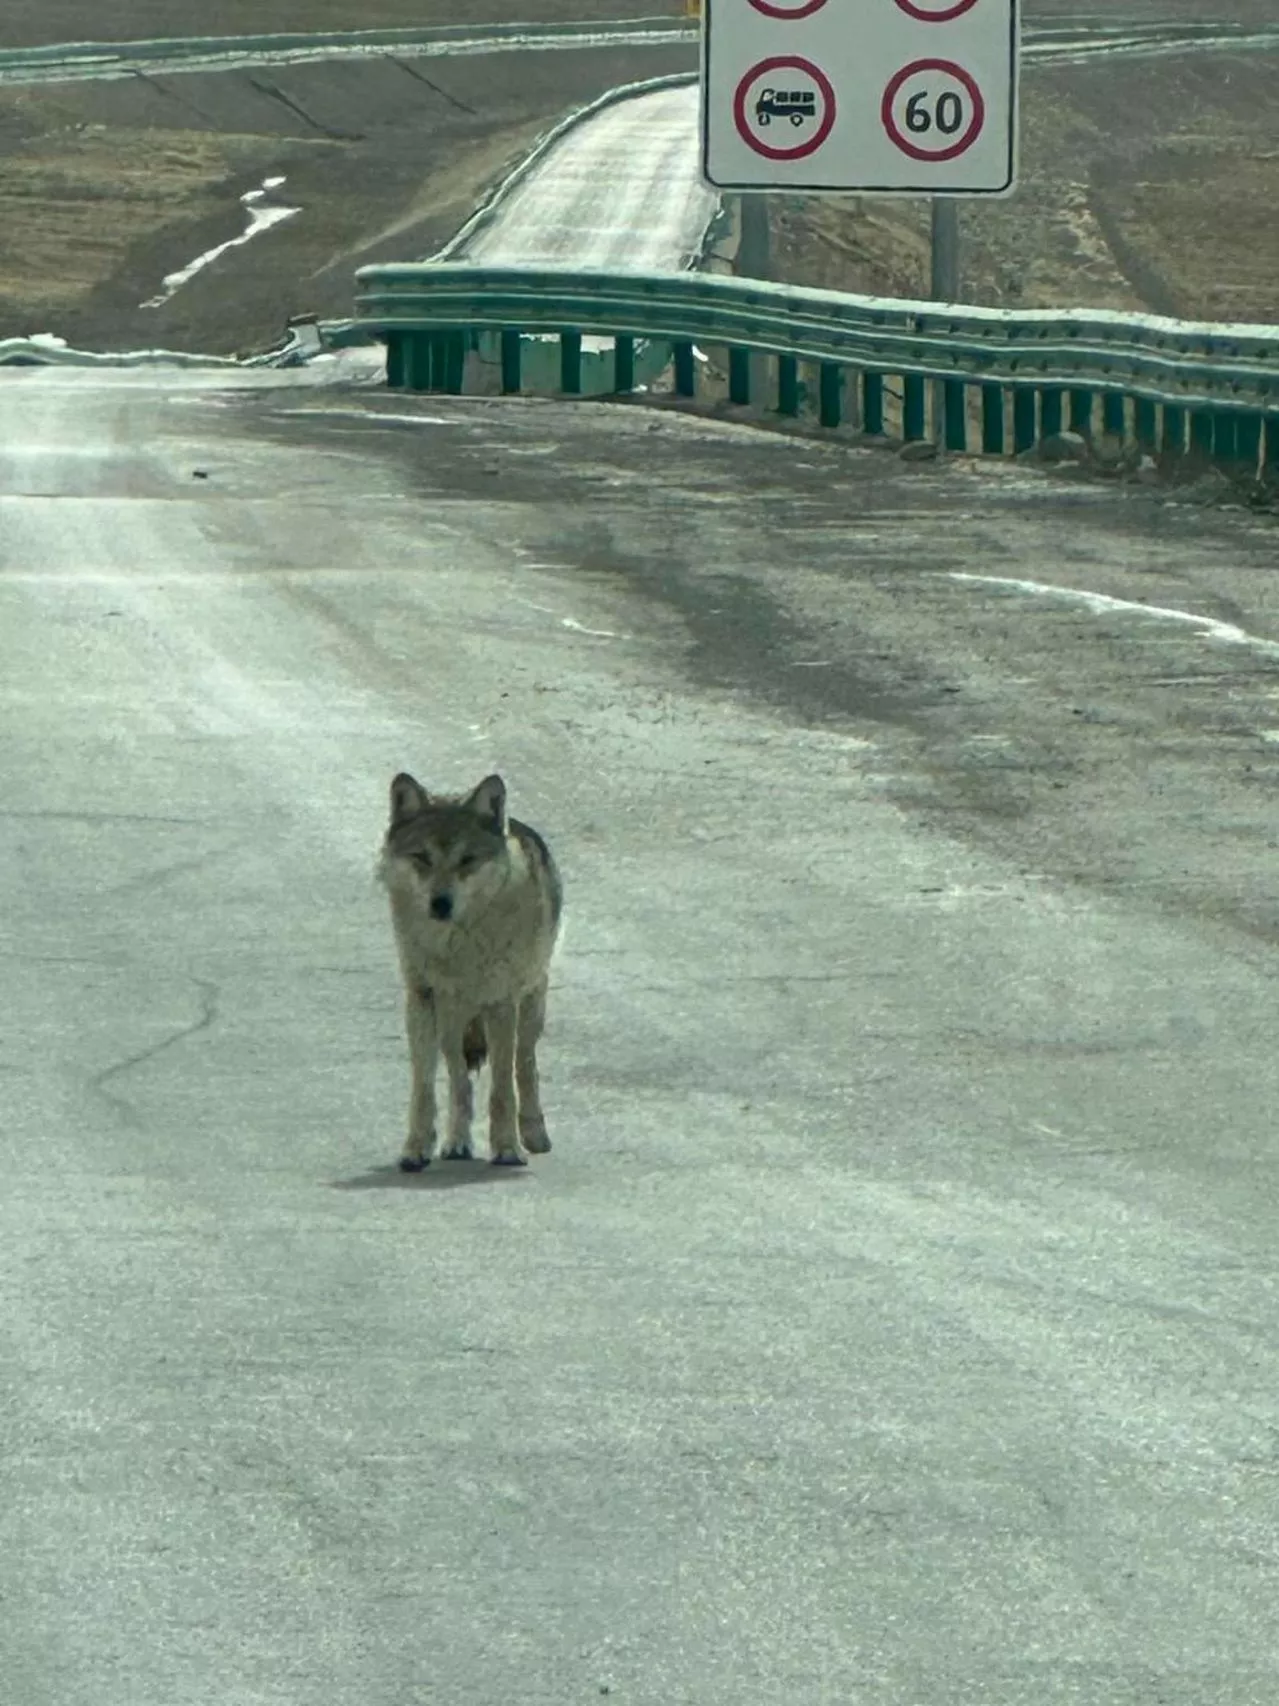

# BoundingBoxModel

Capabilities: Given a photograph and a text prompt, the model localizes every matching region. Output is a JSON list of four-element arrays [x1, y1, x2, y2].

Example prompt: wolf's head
[[380, 772, 509, 924]]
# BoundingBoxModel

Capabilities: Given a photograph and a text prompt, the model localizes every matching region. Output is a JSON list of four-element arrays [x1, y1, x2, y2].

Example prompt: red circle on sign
[[894, 0, 980, 20], [749, 0, 828, 17], [881, 59, 985, 162], [733, 57, 837, 161]]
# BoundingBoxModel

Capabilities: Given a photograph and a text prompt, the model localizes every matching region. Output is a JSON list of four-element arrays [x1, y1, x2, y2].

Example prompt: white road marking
[[947, 572, 1279, 659]]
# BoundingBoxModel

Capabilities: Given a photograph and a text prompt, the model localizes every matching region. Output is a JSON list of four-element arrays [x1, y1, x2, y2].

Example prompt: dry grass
[[768, 52, 1279, 325], [0, 40, 698, 351], [0, 121, 298, 311]]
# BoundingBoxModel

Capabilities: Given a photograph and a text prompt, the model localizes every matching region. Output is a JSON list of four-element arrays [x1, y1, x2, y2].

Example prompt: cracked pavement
[[1, 363, 1277, 1705]]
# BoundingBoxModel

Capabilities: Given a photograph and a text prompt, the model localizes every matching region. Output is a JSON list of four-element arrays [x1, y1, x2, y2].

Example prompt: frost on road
[[455, 82, 715, 271]]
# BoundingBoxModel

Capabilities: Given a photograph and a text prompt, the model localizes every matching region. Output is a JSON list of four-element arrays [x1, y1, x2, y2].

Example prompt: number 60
[[905, 89, 965, 135]]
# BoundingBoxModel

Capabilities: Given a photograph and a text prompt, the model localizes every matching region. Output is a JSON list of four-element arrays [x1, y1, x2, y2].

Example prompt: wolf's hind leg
[[516, 980, 550, 1154], [484, 999, 526, 1166]]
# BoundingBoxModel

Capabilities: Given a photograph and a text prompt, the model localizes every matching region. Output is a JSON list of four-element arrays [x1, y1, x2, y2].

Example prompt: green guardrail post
[[943, 379, 967, 453], [981, 384, 1004, 454], [777, 354, 800, 417], [1102, 391, 1126, 439], [1162, 405, 1186, 456], [385, 333, 407, 390], [819, 362, 842, 429], [1069, 388, 1093, 434], [432, 333, 452, 390], [560, 330, 582, 395], [729, 346, 751, 406], [500, 329, 522, 394], [406, 332, 435, 392], [1040, 387, 1063, 438], [1012, 387, 1037, 454], [903, 374, 927, 442], [443, 330, 466, 395], [1212, 411, 1238, 464], [1235, 413, 1262, 473], [1189, 409, 1214, 456], [673, 340, 696, 398], [613, 334, 635, 394], [1134, 396, 1158, 451], [862, 371, 885, 436]]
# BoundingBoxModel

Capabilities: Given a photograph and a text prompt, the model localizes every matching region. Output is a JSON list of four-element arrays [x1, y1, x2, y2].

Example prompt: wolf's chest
[[394, 903, 541, 1000]]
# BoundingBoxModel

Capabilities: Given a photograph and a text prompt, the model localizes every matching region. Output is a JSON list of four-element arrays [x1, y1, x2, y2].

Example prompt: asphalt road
[[455, 82, 713, 271], [2, 366, 1278, 1706]]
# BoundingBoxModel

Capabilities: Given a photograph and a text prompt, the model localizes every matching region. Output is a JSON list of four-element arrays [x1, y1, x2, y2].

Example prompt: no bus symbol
[[733, 57, 837, 160]]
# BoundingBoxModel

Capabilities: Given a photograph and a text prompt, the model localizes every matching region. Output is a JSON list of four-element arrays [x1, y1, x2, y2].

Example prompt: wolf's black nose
[[429, 893, 453, 921]]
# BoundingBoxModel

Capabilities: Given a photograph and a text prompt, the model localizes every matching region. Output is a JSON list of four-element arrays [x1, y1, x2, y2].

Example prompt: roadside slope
[[0, 43, 696, 354]]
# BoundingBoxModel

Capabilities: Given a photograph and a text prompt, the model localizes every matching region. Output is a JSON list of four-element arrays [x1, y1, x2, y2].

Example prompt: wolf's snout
[[429, 893, 454, 921]]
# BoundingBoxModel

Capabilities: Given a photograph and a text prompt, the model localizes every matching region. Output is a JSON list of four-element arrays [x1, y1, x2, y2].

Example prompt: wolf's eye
[[457, 855, 478, 874], [411, 851, 433, 871]]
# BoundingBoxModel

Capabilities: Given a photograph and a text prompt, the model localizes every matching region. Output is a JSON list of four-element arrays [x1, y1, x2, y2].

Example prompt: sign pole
[[738, 192, 772, 278], [930, 196, 961, 302]]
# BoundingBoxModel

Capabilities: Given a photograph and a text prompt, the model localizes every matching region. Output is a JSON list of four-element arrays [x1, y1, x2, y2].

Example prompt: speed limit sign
[[702, 0, 1018, 192], [881, 59, 985, 162]]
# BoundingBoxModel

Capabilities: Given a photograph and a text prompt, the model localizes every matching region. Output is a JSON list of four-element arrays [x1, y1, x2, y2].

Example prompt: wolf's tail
[[463, 1016, 488, 1074]]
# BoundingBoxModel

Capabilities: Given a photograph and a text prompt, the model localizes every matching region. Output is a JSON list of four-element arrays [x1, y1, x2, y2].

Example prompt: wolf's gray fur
[[379, 772, 562, 1170]]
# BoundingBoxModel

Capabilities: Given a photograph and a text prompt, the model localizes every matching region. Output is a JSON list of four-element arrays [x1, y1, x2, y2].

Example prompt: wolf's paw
[[441, 1142, 474, 1162], [398, 1153, 429, 1173], [520, 1119, 551, 1155], [490, 1147, 529, 1168]]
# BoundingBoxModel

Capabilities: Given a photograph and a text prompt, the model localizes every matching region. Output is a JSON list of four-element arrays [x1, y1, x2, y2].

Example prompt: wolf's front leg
[[483, 999, 525, 1166], [400, 986, 439, 1171], [440, 1012, 476, 1161]]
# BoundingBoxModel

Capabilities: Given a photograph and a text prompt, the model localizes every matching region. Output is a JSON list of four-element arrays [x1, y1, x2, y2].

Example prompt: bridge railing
[[352, 263, 1279, 471]]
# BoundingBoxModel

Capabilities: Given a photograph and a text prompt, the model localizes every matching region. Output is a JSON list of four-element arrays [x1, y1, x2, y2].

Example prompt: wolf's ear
[[390, 772, 429, 824], [463, 773, 506, 834]]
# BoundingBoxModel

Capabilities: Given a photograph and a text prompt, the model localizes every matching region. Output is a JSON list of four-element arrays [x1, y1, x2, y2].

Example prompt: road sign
[[881, 59, 985, 162], [748, 0, 828, 16], [702, 0, 1018, 194], [733, 57, 836, 159]]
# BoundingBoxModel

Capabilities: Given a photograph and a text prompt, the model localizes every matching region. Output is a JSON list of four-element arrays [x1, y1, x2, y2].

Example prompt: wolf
[[378, 771, 563, 1170]]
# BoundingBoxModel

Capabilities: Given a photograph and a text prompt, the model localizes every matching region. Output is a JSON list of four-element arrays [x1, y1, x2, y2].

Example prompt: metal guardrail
[[353, 264, 1279, 470], [0, 17, 693, 83], [3, 16, 1275, 83]]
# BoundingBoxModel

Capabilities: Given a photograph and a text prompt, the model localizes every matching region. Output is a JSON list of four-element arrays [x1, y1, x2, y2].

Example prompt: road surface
[[454, 81, 714, 271], [2, 365, 1277, 1706]]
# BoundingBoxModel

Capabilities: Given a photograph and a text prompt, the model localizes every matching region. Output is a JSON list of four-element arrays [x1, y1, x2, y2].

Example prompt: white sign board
[[702, 0, 1019, 194]]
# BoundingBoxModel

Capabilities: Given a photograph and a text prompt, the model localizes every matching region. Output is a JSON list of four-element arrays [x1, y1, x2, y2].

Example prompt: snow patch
[[141, 177, 300, 309]]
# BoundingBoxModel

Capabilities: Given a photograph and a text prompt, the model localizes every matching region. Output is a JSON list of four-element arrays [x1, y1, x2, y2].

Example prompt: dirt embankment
[[0, 42, 696, 354], [768, 49, 1279, 325]]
